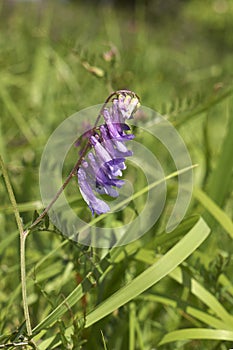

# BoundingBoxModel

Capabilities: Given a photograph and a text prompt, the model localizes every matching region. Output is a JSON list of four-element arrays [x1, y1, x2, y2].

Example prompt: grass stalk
[[0, 156, 32, 337]]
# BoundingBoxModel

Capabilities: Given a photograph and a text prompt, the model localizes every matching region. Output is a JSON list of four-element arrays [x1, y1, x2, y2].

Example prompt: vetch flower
[[77, 167, 110, 215], [77, 91, 140, 215], [99, 125, 133, 158]]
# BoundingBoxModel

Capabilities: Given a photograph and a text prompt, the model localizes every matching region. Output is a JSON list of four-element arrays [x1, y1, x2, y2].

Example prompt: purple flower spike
[[77, 91, 140, 215]]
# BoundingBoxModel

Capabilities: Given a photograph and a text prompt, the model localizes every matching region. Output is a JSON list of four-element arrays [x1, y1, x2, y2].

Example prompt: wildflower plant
[[77, 92, 140, 215], [1, 90, 209, 346], [38, 89, 194, 248], [0, 89, 212, 350]]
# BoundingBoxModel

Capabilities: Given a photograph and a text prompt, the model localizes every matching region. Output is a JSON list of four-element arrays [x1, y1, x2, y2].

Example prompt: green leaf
[[0, 230, 18, 255], [207, 100, 233, 206], [84, 217, 210, 328], [194, 188, 233, 238], [32, 254, 112, 334], [159, 328, 233, 345], [0, 86, 34, 144], [140, 294, 233, 331], [32, 274, 91, 334], [173, 87, 233, 127], [169, 268, 233, 327]]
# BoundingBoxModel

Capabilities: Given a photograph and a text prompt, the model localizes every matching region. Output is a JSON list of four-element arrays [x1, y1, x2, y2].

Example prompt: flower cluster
[[77, 92, 140, 215]]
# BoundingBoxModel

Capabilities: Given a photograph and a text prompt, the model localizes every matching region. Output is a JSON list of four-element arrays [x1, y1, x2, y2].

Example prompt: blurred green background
[[0, 0, 233, 349]]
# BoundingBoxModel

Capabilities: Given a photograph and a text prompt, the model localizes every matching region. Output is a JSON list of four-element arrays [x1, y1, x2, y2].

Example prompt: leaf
[[159, 328, 233, 345], [44, 213, 50, 230], [194, 188, 233, 238], [83, 217, 210, 328], [0, 86, 34, 143], [173, 87, 233, 127], [169, 268, 233, 327], [32, 274, 92, 334], [140, 294, 233, 331], [32, 255, 112, 334], [206, 99, 233, 206]]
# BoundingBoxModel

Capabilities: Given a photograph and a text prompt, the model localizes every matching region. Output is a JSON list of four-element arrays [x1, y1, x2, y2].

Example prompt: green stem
[[0, 156, 32, 336]]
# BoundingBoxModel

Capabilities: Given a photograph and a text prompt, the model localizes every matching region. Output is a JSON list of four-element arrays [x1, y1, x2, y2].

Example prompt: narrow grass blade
[[159, 328, 233, 345], [32, 254, 112, 333], [129, 302, 136, 350], [0, 86, 34, 144], [0, 200, 43, 214], [169, 268, 233, 327], [134, 255, 233, 327], [32, 274, 91, 334], [194, 187, 233, 238], [100, 329, 108, 350], [84, 217, 210, 328], [207, 100, 233, 206], [139, 294, 233, 331], [0, 230, 18, 254], [219, 274, 233, 298]]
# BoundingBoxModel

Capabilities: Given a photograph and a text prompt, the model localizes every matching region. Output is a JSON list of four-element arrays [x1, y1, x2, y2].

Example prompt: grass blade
[[169, 268, 233, 327], [207, 100, 233, 206], [159, 328, 233, 345], [140, 294, 233, 331], [84, 217, 210, 328], [194, 187, 233, 238]]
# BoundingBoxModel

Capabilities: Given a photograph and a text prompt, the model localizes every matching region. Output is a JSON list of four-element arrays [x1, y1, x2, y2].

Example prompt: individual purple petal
[[77, 167, 110, 215], [96, 182, 119, 197], [112, 99, 124, 124], [90, 135, 123, 177], [87, 152, 124, 187], [99, 124, 110, 141], [105, 158, 126, 171], [113, 140, 131, 154], [103, 109, 119, 138], [109, 106, 134, 135], [90, 135, 112, 163], [103, 109, 134, 143], [105, 138, 133, 158], [100, 126, 133, 158]]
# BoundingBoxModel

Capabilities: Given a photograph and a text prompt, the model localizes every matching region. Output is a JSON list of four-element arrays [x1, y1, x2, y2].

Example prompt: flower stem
[[29, 138, 90, 230], [0, 156, 32, 336]]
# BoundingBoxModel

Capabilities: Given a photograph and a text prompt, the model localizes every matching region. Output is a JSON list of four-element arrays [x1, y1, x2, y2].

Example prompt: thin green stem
[[20, 230, 32, 335], [0, 156, 32, 336]]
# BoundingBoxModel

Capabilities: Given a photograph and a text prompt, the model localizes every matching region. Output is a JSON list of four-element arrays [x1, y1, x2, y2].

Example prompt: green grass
[[0, 1, 233, 349]]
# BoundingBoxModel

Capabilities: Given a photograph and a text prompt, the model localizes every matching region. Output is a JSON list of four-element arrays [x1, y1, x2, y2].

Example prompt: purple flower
[[99, 125, 133, 158], [90, 135, 124, 177], [77, 168, 110, 215], [77, 92, 140, 215], [103, 109, 132, 141]]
